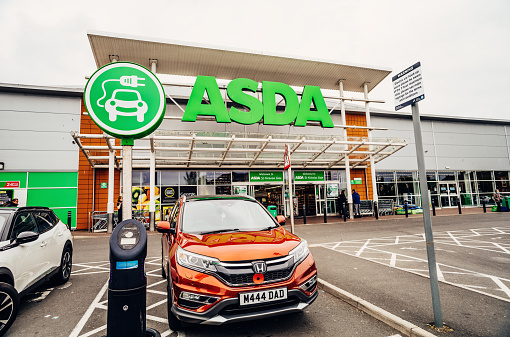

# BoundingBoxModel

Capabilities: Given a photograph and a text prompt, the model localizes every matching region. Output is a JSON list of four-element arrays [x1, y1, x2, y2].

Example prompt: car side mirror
[[275, 215, 286, 226], [16, 231, 39, 244], [156, 221, 175, 235]]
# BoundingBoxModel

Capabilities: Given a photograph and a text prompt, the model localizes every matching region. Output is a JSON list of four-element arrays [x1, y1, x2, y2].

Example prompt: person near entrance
[[494, 189, 502, 212], [352, 189, 361, 218], [337, 190, 347, 217], [116, 196, 123, 222]]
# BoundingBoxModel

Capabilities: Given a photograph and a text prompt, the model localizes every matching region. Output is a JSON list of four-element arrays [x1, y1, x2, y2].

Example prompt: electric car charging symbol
[[105, 89, 148, 122]]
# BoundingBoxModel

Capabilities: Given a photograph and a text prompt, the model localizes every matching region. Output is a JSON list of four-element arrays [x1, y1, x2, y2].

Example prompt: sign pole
[[122, 141, 133, 221], [288, 166, 295, 234], [412, 102, 443, 328]]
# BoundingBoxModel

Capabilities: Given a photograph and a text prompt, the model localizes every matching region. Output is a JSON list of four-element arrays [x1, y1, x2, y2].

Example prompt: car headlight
[[289, 239, 309, 265], [176, 246, 220, 273]]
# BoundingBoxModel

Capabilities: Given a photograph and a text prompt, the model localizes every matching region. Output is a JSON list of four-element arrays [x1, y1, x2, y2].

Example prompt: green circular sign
[[84, 62, 166, 140]]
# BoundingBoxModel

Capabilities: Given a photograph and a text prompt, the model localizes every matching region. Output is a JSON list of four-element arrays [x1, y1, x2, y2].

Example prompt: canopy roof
[[71, 130, 406, 170], [88, 31, 391, 93]]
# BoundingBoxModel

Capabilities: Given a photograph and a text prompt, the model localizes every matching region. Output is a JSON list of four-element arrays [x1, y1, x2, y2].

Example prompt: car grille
[[215, 255, 295, 287]]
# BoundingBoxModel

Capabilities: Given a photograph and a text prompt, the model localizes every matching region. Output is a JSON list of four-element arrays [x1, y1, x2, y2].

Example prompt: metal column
[[122, 145, 133, 221], [339, 81, 353, 219], [412, 103, 443, 328], [149, 137, 156, 231], [107, 138, 115, 233], [364, 83, 378, 208]]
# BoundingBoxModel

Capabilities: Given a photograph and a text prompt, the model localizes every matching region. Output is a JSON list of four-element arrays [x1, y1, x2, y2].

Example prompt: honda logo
[[252, 261, 267, 274]]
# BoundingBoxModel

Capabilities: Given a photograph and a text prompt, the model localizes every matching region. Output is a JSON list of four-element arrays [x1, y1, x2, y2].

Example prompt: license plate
[[239, 288, 288, 306]]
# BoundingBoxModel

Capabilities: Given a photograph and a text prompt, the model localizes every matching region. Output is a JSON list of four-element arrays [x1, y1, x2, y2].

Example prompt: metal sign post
[[284, 145, 295, 234], [393, 62, 443, 329]]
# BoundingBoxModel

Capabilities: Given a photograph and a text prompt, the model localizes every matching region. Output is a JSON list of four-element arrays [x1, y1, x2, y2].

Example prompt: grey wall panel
[[0, 92, 81, 171]]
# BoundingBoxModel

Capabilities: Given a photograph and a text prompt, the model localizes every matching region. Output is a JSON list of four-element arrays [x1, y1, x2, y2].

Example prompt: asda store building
[[1, 32, 509, 230]]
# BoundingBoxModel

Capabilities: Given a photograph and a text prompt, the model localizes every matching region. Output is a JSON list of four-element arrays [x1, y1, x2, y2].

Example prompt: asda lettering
[[182, 76, 334, 128]]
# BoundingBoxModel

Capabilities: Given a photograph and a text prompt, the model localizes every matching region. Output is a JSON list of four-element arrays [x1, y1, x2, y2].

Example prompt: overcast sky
[[1, 0, 509, 120]]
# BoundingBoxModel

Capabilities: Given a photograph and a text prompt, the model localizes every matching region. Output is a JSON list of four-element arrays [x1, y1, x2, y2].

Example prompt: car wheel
[[166, 264, 182, 331], [0, 282, 19, 336], [52, 246, 72, 285]]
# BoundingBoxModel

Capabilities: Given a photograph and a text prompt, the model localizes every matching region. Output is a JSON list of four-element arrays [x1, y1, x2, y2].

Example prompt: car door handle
[[40, 241, 47, 248], [58, 232, 63, 237]]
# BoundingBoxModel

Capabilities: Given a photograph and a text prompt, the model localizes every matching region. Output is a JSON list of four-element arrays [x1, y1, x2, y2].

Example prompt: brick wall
[[77, 100, 120, 230]]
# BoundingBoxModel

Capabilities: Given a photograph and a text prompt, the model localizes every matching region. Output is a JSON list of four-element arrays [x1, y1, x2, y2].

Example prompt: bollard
[[482, 199, 486, 213], [303, 204, 307, 225], [343, 204, 347, 222], [374, 201, 379, 220], [67, 211, 72, 229], [457, 197, 462, 214], [404, 202, 409, 218], [432, 200, 436, 216], [323, 202, 327, 224]]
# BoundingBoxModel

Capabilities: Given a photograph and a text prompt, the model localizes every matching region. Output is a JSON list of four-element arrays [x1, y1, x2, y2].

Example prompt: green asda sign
[[84, 62, 166, 143], [250, 171, 283, 182], [294, 171, 325, 182], [182, 76, 334, 128]]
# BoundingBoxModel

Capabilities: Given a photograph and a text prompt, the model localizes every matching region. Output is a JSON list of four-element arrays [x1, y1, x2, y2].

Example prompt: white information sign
[[392, 62, 425, 111]]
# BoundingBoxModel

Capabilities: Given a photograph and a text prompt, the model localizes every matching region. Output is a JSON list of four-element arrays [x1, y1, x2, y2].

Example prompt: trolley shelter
[[74, 31, 407, 230]]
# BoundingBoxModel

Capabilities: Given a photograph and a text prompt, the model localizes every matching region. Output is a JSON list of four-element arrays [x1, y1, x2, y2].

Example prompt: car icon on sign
[[105, 89, 148, 122]]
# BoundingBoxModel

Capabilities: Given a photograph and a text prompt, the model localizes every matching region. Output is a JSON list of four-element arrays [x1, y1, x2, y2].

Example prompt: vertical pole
[[339, 81, 353, 219], [405, 202, 409, 218], [107, 139, 115, 233], [412, 103, 443, 328], [288, 166, 295, 234], [122, 145, 133, 221], [457, 196, 462, 214], [303, 203, 307, 224], [149, 137, 156, 231], [432, 198, 436, 216], [364, 83, 378, 208]]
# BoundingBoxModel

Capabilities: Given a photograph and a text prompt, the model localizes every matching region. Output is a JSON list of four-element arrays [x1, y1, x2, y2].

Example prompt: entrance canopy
[[88, 31, 391, 93], [71, 131, 406, 170]]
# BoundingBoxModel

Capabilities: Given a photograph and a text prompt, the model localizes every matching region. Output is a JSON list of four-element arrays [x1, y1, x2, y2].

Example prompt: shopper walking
[[338, 190, 347, 217], [494, 189, 502, 212], [352, 189, 361, 218]]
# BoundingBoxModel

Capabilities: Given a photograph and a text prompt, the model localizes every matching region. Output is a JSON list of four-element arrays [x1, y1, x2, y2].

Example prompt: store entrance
[[254, 185, 283, 215], [439, 183, 459, 207], [294, 185, 316, 216]]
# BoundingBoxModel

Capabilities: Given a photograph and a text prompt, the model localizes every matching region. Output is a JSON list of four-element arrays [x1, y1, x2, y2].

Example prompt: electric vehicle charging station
[[106, 219, 160, 337]]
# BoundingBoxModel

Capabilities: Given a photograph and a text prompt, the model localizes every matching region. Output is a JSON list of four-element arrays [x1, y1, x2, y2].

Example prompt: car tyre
[[0, 282, 19, 336], [166, 264, 182, 331], [52, 246, 72, 285]]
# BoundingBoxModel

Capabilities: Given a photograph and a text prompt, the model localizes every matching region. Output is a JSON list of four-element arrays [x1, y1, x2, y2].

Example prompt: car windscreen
[[0, 214, 8, 234], [181, 199, 278, 234]]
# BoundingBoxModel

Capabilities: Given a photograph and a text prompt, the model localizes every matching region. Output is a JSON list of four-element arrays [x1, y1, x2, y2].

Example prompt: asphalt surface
[[6, 233, 400, 337], [295, 212, 510, 336], [5, 210, 510, 337]]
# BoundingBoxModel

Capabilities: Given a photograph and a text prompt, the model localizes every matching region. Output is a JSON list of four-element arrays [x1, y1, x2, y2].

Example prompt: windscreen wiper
[[259, 226, 278, 231], [198, 228, 240, 235]]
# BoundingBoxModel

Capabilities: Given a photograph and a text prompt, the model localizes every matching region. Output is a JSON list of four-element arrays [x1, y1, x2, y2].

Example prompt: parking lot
[[5, 211, 510, 337]]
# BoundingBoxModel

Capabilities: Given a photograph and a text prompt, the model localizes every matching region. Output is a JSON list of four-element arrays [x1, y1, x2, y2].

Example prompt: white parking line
[[69, 280, 108, 337]]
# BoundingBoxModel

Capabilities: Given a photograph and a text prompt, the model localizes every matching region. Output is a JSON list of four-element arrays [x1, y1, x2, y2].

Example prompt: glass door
[[315, 185, 325, 215], [439, 183, 459, 207]]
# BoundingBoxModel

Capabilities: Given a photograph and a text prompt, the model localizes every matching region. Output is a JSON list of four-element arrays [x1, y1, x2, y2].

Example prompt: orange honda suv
[[157, 195, 318, 331]]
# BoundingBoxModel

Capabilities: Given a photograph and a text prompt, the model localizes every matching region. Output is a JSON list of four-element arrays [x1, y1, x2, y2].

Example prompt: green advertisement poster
[[294, 171, 325, 182], [351, 178, 362, 185], [249, 171, 283, 182]]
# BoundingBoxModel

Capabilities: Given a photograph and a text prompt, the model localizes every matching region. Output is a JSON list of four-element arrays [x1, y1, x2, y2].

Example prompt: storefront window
[[198, 171, 215, 185], [426, 171, 437, 182], [494, 171, 509, 180], [132, 171, 141, 186], [457, 171, 472, 181], [377, 183, 396, 196], [325, 171, 339, 181], [438, 171, 455, 181], [198, 185, 215, 195], [216, 185, 232, 195], [161, 171, 179, 185], [477, 181, 494, 193], [427, 182, 438, 194], [232, 171, 249, 182], [215, 171, 231, 184], [180, 171, 197, 185], [396, 171, 413, 182], [376, 171, 395, 182], [495, 180, 510, 193], [397, 182, 415, 194], [141, 171, 150, 185], [476, 171, 493, 181]]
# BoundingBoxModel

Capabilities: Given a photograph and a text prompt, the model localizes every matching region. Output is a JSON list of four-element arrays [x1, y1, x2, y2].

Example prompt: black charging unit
[[106, 219, 159, 337]]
